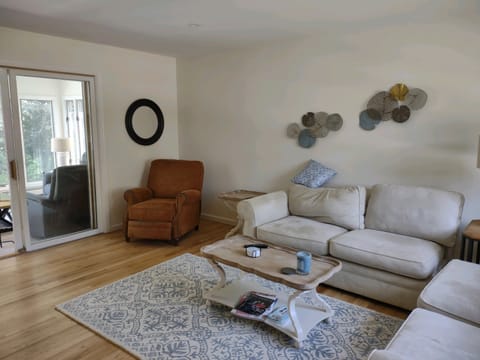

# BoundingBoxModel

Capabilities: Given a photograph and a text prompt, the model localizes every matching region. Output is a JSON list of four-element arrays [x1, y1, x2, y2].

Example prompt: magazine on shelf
[[231, 291, 278, 321]]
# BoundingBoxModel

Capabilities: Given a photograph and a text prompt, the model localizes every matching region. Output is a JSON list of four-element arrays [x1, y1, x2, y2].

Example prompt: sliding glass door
[[0, 68, 102, 251]]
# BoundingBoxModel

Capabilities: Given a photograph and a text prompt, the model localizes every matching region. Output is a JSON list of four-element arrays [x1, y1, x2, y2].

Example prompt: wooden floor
[[0, 219, 408, 359]]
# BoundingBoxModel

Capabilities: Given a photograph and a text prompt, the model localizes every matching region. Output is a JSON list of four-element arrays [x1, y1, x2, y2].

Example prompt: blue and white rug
[[56, 253, 402, 359]]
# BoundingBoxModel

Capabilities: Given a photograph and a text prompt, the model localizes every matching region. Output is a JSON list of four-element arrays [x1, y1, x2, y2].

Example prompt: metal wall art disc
[[392, 105, 411, 123], [326, 113, 343, 131], [367, 91, 397, 121], [405, 88, 428, 110], [359, 110, 381, 131], [366, 108, 382, 121], [298, 129, 316, 148], [287, 123, 301, 138], [314, 112, 328, 127], [389, 83, 409, 101], [312, 126, 329, 138], [301, 112, 315, 127]]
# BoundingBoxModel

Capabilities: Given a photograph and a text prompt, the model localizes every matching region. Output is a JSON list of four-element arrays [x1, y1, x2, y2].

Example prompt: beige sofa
[[237, 183, 464, 310]]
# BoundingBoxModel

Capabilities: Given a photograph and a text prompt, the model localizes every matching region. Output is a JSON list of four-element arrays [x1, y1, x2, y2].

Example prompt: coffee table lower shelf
[[204, 277, 333, 348]]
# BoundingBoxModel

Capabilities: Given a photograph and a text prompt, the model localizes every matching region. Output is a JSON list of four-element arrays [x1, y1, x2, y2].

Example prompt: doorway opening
[[0, 68, 103, 251]]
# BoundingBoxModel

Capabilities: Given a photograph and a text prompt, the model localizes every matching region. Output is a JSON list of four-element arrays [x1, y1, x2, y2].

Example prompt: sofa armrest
[[368, 350, 409, 360], [237, 191, 289, 238], [124, 187, 153, 206]]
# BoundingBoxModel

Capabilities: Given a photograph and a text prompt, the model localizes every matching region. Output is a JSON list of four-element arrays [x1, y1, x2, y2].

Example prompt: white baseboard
[[110, 223, 123, 232], [201, 213, 236, 225]]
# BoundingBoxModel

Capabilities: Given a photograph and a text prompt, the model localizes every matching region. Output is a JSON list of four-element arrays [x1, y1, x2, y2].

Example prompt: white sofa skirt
[[325, 260, 429, 310]]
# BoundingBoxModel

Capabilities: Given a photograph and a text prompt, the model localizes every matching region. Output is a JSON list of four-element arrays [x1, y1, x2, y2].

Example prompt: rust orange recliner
[[123, 159, 204, 244]]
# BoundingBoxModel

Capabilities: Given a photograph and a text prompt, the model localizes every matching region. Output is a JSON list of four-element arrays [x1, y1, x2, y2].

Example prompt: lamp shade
[[51, 137, 73, 152]]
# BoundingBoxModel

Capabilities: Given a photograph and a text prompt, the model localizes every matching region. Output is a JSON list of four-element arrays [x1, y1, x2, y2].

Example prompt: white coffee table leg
[[225, 217, 243, 238], [287, 290, 305, 348], [206, 259, 226, 305], [312, 290, 334, 323]]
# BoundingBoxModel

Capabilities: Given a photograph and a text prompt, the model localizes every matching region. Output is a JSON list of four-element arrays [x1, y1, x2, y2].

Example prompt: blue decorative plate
[[298, 129, 316, 148], [359, 110, 381, 131]]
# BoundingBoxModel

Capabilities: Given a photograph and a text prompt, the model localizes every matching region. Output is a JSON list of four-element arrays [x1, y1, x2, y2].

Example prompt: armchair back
[[148, 159, 204, 198]]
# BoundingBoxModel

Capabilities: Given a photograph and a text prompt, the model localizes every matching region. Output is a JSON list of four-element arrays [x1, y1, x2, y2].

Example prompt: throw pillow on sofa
[[291, 159, 336, 188], [288, 184, 366, 230]]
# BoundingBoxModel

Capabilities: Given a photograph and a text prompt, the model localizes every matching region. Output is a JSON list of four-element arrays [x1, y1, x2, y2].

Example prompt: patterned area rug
[[56, 253, 402, 359]]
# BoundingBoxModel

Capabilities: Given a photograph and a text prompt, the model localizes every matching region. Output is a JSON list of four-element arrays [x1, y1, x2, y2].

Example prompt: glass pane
[[0, 107, 7, 190], [19, 99, 55, 183], [16, 76, 94, 242]]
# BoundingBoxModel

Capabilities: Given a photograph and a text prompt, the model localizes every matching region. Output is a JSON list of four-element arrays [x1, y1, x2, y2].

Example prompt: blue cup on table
[[296, 251, 312, 275]]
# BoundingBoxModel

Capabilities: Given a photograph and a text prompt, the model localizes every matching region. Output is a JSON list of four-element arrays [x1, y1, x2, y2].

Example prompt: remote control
[[244, 244, 269, 249], [267, 306, 289, 324]]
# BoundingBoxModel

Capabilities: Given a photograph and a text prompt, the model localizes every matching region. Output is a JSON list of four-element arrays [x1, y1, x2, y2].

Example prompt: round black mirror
[[125, 99, 164, 145]]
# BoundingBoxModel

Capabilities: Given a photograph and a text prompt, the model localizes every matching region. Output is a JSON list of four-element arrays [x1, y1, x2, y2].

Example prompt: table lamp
[[51, 137, 73, 166]]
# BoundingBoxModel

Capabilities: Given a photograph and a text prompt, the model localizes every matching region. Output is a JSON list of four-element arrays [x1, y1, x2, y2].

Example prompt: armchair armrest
[[176, 189, 201, 205], [237, 191, 289, 238], [26, 192, 56, 209], [124, 187, 153, 206]]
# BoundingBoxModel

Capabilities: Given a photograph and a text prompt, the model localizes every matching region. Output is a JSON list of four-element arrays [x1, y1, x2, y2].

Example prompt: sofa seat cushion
[[374, 308, 480, 360], [418, 259, 480, 326], [257, 215, 347, 256], [329, 229, 443, 279], [128, 198, 176, 222]]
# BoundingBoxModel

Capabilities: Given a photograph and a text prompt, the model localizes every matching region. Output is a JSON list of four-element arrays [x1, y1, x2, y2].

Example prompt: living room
[[0, 1, 479, 359]]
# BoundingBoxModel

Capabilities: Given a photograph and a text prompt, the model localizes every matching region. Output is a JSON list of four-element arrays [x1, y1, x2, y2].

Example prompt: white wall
[[178, 19, 480, 228], [0, 27, 179, 230]]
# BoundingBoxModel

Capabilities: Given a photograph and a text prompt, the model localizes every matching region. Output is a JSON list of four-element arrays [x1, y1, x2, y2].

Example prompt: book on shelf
[[231, 291, 278, 321]]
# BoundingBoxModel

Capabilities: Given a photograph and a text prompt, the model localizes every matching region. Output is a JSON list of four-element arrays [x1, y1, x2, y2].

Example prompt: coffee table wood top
[[0, 200, 10, 209], [201, 235, 342, 291]]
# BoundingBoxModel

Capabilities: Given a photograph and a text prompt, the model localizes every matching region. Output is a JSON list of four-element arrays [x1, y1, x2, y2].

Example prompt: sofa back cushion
[[365, 184, 464, 247], [288, 184, 366, 230]]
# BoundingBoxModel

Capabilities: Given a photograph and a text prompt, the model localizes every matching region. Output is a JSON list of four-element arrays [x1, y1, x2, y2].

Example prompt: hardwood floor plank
[[0, 219, 408, 359]]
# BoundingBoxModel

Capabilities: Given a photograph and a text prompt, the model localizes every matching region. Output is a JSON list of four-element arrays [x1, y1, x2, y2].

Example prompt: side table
[[461, 220, 480, 263], [218, 190, 265, 238]]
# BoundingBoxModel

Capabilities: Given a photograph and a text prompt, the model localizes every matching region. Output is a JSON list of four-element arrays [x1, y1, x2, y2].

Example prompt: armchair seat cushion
[[329, 229, 443, 279], [128, 198, 176, 222], [257, 216, 347, 255]]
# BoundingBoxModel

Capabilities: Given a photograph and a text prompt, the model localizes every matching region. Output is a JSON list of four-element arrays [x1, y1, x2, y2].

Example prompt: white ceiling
[[0, 0, 478, 58]]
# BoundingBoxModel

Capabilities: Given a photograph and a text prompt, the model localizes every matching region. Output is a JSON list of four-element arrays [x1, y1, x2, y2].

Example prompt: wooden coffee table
[[201, 235, 342, 347]]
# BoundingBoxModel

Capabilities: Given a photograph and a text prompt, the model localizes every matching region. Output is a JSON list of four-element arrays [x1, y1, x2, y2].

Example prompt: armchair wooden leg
[[168, 238, 180, 246]]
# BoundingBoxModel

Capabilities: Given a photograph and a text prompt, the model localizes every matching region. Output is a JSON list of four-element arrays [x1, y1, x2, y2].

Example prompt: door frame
[[0, 67, 106, 251]]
